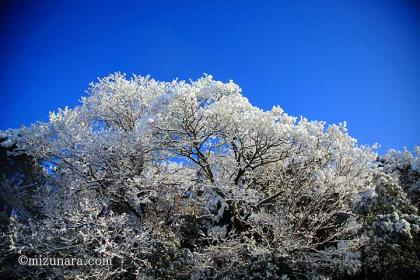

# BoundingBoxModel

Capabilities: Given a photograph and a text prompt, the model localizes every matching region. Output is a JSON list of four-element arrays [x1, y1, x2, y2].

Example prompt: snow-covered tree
[[355, 148, 420, 279], [0, 73, 418, 279], [0, 132, 46, 278]]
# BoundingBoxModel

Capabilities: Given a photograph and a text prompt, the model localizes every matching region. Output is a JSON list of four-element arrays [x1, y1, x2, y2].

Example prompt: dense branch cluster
[[0, 74, 418, 279]]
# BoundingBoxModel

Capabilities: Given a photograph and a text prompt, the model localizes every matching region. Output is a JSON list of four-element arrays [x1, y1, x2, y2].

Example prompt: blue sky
[[0, 0, 419, 153]]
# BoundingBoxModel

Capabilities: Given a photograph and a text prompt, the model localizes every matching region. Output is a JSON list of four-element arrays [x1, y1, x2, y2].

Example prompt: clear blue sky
[[0, 0, 419, 153]]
